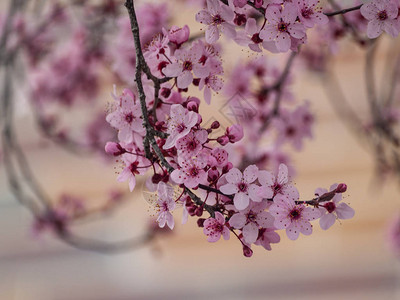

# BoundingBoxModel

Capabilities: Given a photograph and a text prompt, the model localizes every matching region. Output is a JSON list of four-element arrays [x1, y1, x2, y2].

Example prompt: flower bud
[[105, 142, 125, 156], [226, 124, 244, 143], [197, 218, 205, 227], [217, 135, 229, 146], [187, 101, 199, 113], [335, 183, 347, 193], [160, 87, 171, 98], [168, 25, 190, 47], [211, 121, 220, 129], [208, 169, 219, 182], [243, 245, 253, 257]]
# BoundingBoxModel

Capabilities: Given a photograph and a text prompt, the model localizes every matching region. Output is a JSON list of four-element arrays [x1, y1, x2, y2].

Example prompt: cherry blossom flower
[[269, 194, 321, 240], [203, 212, 230, 242], [118, 153, 150, 192], [260, 3, 306, 52], [170, 156, 208, 188], [176, 129, 208, 158], [167, 25, 190, 47], [258, 163, 298, 200], [163, 45, 210, 89], [195, 0, 236, 44], [164, 104, 198, 149], [106, 89, 144, 144], [220, 165, 262, 210], [229, 201, 275, 244], [360, 0, 400, 39], [315, 184, 355, 230], [295, 0, 329, 28], [156, 182, 176, 230]]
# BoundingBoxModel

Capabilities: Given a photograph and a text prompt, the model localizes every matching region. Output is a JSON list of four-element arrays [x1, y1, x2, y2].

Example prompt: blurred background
[[1, 0, 400, 299]]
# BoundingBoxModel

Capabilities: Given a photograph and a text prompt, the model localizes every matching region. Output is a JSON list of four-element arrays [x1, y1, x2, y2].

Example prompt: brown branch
[[325, 4, 362, 17]]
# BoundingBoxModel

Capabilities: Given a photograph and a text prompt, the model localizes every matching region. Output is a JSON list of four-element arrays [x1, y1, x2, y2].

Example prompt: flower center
[[378, 10, 388, 21], [176, 123, 186, 133], [125, 113, 134, 124], [183, 60, 193, 71], [187, 139, 197, 150], [251, 33, 263, 44], [129, 161, 140, 175], [213, 14, 224, 25], [189, 167, 199, 177], [247, 211, 256, 223], [301, 8, 313, 19], [238, 182, 248, 192], [286, 126, 296, 137], [324, 202, 336, 213], [277, 21, 288, 33], [289, 208, 301, 220]]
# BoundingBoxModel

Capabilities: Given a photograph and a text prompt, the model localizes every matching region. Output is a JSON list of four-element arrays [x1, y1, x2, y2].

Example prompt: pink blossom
[[163, 45, 210, 89], [269, 195, 321, 240], [170, 156, 208, 188], [295, 0, 329, 28], [220, 165, 262, 210], [235, 18, 279, 53], [167, 25, 190, 46], [229, 201, 274, 244], [316, 184, 355, 230], [117, 153, 150, 192], [106, 89, 144, 144], [258, 163, 298, 200], [164, 104, 198, 149], [176, 129, 208, 158], [156, 182, 176, 230], [105, 142, 126, 156], [208, 148, 229, 167], [203, 212, 230, 242], [195, 0, 236, 44], [226, 124, 244, 143], [260, 3, 306, 52], [360, 0, 400, 38]]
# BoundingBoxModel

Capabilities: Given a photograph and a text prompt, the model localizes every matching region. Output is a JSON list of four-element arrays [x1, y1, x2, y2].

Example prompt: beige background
[[1, 2, 400, 299]]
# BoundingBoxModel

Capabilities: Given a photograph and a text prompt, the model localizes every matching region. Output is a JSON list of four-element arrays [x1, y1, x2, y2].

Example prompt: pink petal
[[226, 168, 242, 184], [196, 10, 212, 25], [245, 18, 258, 35], [276, 32, 291, 52], [163, 62, 182, 77], [277, 164, 289, 185], [286, 225, 300, 240], [258, 170, 274, 186], [205, 25, 219, 44], [234, 192, 250, 210], [177, 71, 193, 89], [243, 165, 258, 183], [336, 203, 355, 219], [220, 183, 239, 195], [319, 213, 336, 230], [243, 223, 259, 244]]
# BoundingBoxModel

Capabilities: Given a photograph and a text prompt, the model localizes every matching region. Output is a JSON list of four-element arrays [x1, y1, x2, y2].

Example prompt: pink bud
[[222, 162, 233, 174], [197, 218, 205, 227], [335, 183, 347, 193], [254, 0, 263, 8], [217, 135, 229, 146], [105, 142, 125, 156], [208, 169, 219, 182], [243, 245, 253, 257], [211, 121, 220, 129], [168, 25, 190, 46], [226, 124, 244, 143], [233, 0, 247, 8], [187, 101, 199, 113]]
